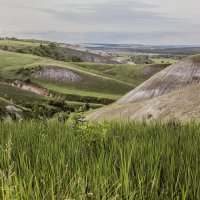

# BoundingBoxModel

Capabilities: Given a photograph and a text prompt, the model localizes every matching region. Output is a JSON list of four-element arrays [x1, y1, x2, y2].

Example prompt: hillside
[[0, 50, 132, 100], [73, 63, 170, 85], [0, 38, 126, 64], [87, 83, 200, 121], [0, 95, 30, 120], [0, 39, 170, 120], [118, 55, 200, 104], [87, 55, 200, 121], [0, 49, 169, 101]]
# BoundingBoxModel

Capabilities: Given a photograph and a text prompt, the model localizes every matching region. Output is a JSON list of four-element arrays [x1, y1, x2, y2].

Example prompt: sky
[[0, 0, 200, 45]]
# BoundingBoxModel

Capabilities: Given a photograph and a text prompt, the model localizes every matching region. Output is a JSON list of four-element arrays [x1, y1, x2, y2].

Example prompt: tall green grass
[[0, 120, 199, 199]]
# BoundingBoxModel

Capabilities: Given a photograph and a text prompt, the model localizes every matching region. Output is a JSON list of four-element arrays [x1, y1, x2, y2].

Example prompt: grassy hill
[[0, 49, 169, 101], [0, 50, 132, 99], [87, 83, 200, 121], [73, 63, 170, 85], [0, 49, 132, 119], [87, 55, 200, 121], [0, 39, 170, 119], [0, 38, 124, 64]]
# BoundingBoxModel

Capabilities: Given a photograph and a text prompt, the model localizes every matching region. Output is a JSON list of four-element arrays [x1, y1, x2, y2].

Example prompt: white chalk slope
[[87, 55, 200, 121]]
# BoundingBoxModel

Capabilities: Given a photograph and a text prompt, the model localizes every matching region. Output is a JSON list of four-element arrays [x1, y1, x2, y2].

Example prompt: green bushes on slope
[[0, 43, 83, 62]]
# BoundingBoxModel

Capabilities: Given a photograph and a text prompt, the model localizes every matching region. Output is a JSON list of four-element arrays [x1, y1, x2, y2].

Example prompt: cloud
[[14, 0, 193, 34], [26, 0, 182, 25], [0, 0, 200, 44]]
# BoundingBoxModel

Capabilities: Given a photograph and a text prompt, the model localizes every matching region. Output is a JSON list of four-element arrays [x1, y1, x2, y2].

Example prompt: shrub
[[53, 112, 69, 122]]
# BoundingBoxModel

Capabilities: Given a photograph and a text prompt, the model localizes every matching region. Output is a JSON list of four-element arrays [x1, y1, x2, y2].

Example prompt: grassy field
[[38, 82, 122, 100], [0, 82, 103, 118], [0, 39, 41, 48], [0, 120, 199, 199], [152, 58, 178, 64]]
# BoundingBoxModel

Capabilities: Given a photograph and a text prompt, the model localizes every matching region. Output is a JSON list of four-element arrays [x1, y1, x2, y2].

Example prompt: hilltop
[[0, 38, 126, 64], [87, 83, 200, 121], [118, 54, 200, 104], [87, 55, 200, 121]]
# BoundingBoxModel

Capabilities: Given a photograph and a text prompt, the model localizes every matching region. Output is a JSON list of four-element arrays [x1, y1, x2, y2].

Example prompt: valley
[[0, 38, 172, 120], [1, 37, 200, 200]]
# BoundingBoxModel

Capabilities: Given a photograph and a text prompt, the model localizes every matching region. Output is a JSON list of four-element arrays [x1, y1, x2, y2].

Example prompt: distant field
[[109, 51, 182, 66], [152, 58, 178, 64]]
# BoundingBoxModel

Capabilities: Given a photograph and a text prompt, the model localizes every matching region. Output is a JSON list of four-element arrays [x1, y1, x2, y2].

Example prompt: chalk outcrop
[[33, 66, 82, 82], [87, 55, 200, 121]]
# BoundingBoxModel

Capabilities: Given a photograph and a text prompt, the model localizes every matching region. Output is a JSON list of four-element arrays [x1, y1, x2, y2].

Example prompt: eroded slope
[[33, 66, 82, 82], [118, 55, 200, 104], [87, 83, 200, 121]]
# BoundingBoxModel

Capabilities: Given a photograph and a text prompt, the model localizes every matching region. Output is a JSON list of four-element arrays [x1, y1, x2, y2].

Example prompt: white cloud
[[0, 0, 199, 44]]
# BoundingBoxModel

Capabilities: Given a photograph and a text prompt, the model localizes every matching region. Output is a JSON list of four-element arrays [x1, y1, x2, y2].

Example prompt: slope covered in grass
[[0, 39, 41, 48], [75, 63, 170, 85], [0, 83, 46, 106], [0, 38, 125, 64], [0, 50, 133, 101]]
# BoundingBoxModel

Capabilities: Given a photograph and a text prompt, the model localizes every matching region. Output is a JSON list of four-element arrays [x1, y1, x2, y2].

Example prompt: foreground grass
[[0, 120, 200, 199]]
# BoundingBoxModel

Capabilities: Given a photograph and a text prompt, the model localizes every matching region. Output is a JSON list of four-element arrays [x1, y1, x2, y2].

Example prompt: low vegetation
[[0, 120, 199, 199], [0, 38, 82, 62], [129, 55, 154, 64], [0, 83, 96, 120], [151, 55, 185, 64]]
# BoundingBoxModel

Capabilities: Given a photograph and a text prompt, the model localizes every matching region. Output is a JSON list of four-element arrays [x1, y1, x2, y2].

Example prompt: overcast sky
[[0, 0, 200, 44]]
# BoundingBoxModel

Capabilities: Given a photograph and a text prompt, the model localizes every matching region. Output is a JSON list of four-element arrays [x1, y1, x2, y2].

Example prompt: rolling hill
[[87, 55, 200, 121], [0, 38, 126, 64], [0, 49, 169, 102], [0, 38, 171, 120], [0, 50, 132, 100], [118, 55, 200, 104], [87, 83, 200, 121]]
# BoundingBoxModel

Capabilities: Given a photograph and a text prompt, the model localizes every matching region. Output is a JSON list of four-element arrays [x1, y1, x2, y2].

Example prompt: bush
[[70, 56, 82, 62], [53, 112, 69, 122], [24, 78, 31, 83], [48, 99, 65, 108], [130, 55, 154, 64]]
